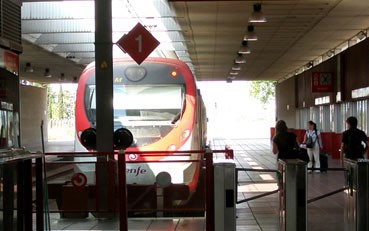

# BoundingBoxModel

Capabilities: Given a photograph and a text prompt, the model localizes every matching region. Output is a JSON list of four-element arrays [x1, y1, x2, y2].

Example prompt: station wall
[[275, 77, 297, 129], [19, 85, 47, 151], [275, 38, 369, 158]]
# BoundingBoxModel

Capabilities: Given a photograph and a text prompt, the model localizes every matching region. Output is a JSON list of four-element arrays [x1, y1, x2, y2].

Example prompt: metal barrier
[[0, 151, 44, 231], [214, 159, 236, 231], [42, 149, 236, 231], [343, 158, 369, 231], [306, 166, 347, 204], [235, 159, 351, 231], [278, 159, 307, 231], [236, 168, 281, 204]]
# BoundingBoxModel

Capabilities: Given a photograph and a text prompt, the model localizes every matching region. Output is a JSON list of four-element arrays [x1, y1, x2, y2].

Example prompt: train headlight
[[180, 129, 190, 142], [125, 67, 146, 82], [167, 144, 176, 151], [156, 172, 172, 188]]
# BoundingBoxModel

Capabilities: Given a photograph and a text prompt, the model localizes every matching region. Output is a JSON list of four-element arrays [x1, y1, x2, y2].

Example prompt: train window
[[84, 84, 185, 127], [85, 85, 96, 125], [112, 85, 184, 123]]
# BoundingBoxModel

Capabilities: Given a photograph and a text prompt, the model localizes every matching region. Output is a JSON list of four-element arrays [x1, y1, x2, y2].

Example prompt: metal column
[[344, 159, 369, 231], [95, 0, 114, 216], [279, 159, 307, 231], [214, 160, 236, 231]]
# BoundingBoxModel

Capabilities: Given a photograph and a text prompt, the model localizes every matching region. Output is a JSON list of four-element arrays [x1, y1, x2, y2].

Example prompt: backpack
[[346, 130, 365, 157], [305, 130, 316, 148]]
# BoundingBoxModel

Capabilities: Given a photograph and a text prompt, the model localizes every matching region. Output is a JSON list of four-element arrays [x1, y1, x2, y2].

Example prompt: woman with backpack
[[303, 121, 323, 173]]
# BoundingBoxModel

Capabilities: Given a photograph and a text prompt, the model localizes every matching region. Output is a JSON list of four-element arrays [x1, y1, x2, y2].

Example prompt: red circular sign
[[71, 173, 87, 188]]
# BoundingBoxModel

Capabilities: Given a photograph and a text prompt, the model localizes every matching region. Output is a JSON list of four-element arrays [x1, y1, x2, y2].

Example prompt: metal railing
[[42, 149, 232, 231]]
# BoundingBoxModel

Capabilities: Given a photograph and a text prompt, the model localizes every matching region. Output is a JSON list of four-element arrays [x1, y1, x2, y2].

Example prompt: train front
[[75, 58, 205, 213]]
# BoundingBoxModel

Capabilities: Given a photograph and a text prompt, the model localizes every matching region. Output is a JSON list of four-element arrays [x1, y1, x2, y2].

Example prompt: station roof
[[19, 0, 369, 84]]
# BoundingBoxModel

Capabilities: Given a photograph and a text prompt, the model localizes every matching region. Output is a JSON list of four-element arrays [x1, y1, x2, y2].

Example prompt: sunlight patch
[[238, 183, 278, 192]]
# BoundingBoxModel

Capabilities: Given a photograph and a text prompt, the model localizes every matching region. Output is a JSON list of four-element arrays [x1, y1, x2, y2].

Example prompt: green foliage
[[57, 85, 65, 119], [47, 84, 75, 120], [249, 81, 276, 105]]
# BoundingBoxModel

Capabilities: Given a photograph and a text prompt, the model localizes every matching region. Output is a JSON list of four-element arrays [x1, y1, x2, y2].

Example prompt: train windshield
[[86, 84, 185, 125]]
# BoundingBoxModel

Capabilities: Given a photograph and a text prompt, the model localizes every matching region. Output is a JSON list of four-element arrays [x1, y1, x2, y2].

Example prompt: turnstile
[[214, 160, 236, 231], [344, 158, 369, 231], [278, 159, 307, 231]]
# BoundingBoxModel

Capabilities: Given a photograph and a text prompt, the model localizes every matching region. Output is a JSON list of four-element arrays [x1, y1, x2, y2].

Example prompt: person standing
[[303, 121, 323, 173], [272, 120, 299, 159], [341, 116, 368, 162]]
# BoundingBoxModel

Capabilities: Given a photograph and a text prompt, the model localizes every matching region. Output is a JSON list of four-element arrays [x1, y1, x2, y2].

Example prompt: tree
[[47, 84, 75, 120], [57, 84, 65, 119], [47, 85, 54, 118], [249, 81, 276, 106]]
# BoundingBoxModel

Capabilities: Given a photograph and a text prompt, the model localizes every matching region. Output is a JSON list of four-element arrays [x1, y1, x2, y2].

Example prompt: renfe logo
[[126, 166, 147, 176]]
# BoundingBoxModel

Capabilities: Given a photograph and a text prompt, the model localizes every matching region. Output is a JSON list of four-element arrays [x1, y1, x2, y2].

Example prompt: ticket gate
[[278, 159, 307, 231], [214, 160, 236, 231], [343, 159, 369, 231]]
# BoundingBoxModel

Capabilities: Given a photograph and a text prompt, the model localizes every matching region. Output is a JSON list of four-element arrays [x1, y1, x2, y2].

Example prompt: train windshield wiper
[[171, 113, 181, 124]]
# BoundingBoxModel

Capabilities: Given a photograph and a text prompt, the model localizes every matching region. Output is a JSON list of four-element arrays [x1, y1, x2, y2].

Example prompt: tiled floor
[[37, 138, 347, 230]]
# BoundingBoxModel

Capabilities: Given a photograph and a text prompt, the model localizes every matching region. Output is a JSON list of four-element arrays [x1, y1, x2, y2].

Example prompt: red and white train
[[74, 57, 207, 211]]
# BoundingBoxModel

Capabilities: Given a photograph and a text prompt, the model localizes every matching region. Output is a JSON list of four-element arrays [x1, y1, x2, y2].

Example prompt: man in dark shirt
[[341, 116, 368, 162]]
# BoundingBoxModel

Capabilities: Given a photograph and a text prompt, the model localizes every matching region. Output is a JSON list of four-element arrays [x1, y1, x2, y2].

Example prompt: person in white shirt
[[302, 121, 323, 173]]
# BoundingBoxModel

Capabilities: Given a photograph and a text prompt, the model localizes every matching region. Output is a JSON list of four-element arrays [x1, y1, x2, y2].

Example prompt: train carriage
[[75, 57, 207, 212]]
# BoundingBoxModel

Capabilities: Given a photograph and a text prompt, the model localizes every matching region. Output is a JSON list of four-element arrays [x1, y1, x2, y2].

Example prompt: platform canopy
[[19, 0, 369, 83]]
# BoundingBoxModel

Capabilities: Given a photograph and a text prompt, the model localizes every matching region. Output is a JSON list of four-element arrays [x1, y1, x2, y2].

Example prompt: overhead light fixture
[[59, 73, 65, 81], [228, 76, 236, 80], [232, 63, 241, 71], [234, 53, 246, 64], [229, 71, 239, 75], [243, 25, 258, 41], [239, 40, 251, 54], [326, 49, 335, 58], [44, 68, 52, 78], [356, 30, 367, 40], [249, 3, 267, 23], [24, 62, 34, 73], [306, 61, 313, 69]]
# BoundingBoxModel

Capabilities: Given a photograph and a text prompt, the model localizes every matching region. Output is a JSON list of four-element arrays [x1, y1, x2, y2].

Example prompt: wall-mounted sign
[[0, 48, 19, 76], [311, 72, 333, 92], [4, 51, 19, 75]]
